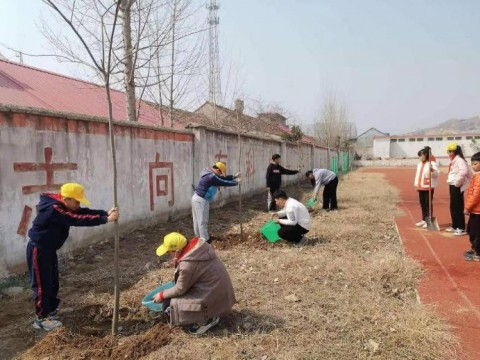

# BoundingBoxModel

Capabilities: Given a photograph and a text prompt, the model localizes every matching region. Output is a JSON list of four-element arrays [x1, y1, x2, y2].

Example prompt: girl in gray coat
[[153, 232, 236, 335]]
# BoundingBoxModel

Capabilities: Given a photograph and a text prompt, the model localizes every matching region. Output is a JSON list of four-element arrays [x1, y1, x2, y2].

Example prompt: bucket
[[260, 219, 282, 243], [141, 281, 175, 311], [306, 198, 317, 208]]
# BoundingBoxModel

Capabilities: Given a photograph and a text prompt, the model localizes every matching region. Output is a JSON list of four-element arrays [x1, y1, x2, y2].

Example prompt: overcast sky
[[1, 1, 479, 135]]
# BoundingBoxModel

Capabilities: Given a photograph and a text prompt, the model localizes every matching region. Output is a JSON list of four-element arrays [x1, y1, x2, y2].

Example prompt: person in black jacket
[[266, 154, 299, 211], [27, 183, 119, 331]]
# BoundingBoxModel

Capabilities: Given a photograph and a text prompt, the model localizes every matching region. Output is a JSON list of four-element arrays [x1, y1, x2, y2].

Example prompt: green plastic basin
[[306, 198, 317, 208], [260, 219, 282, 243]]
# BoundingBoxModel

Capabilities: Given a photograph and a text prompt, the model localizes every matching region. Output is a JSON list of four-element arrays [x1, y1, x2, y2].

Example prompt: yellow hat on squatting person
[[214, 162, 226, 176], [446, 142, 458, 152], [156, 232, 187, 256], [60, 183, 90, 205]]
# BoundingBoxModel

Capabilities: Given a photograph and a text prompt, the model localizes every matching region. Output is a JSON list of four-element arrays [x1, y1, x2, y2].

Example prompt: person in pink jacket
[[414, 148, 439, 228], [446, 142, 472, 235]]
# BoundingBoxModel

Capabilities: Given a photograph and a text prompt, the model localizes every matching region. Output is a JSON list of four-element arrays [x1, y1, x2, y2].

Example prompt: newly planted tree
[[42, 0, 123, 335]]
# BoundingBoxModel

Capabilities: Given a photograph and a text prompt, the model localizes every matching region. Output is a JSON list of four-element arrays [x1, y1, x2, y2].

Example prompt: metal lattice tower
[[207, 0, 221, 104]]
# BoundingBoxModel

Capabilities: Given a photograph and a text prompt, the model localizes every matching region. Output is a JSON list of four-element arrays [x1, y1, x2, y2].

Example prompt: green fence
[[331, 151, 355, 176], [330, 154, 338, 175]]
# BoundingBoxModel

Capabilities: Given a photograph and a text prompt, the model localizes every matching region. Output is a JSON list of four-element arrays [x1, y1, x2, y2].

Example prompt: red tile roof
[[0, 59, 321, 146], [0, 59, 166, 125]]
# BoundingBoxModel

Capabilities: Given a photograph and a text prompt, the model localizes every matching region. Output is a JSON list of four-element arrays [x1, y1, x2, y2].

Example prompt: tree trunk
[[237, 133, 244, 241], [156, 50, 164, 127], [120, 0, 137, 122], [168, 1, 176, 127], [104, 83, 120, 335]]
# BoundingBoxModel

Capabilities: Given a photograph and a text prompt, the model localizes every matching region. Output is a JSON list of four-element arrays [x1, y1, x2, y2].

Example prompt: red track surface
[[363, 168, 480, 359]]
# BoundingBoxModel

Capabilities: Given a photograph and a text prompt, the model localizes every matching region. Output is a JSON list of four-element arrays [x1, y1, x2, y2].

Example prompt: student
[[446, 143, 472, 235], [414, 148, 439, 228], [423, 146, 437, 163], [192, 162, 240, 243], [153, 232, 236, 335], [305, 168, 339, 211], [27, 183, 119, 331], [266, 154, 299, 211], [464, 152, 480, 261], [271, 190, 311, 244]]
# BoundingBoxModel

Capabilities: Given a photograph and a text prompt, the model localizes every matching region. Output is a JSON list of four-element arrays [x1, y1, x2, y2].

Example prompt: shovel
[[425, 151, 440, 231]]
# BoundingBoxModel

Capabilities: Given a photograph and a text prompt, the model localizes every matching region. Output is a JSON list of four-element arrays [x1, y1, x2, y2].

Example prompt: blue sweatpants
[[26, 242, 60, 319]]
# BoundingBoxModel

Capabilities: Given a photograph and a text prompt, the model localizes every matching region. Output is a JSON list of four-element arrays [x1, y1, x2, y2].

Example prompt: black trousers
[[323, 177, 338, 210], [467, 214, 480, 254], [449, 185, 465, 230], [418, 189, 434, 220], [268, 186, 280, 211], [278, 223, 309, 243], [26, 242, 60, 319]]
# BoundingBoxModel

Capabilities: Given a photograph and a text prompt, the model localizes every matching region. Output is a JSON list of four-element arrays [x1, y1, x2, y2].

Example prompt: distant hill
[[406, 116, 480, 135]]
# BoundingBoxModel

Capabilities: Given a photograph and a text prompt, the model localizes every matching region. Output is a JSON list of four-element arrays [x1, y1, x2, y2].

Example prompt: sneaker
[[47, 312, 60, 321], [464, 253, 480, 262], [48, 304, 61, 320], [33, 317, 63, 331], [464, 249, 476, 256], [296, 236, 309, 247], [454, 229, 467, 236], [415, 220, 427, 227], [445, 227, 455, 232], [422, 223, 428, 228], [188, 317, 220, 335]]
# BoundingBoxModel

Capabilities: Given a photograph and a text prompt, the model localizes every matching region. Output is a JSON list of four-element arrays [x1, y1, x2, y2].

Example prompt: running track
[[363, 168, 480, 359]]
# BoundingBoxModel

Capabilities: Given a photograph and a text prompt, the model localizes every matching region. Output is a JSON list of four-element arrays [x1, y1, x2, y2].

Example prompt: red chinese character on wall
[[245, 149, 255, 183], [215, 150, 228, 166], [13, 147, 78, 235], [149, 153, 174, 211]]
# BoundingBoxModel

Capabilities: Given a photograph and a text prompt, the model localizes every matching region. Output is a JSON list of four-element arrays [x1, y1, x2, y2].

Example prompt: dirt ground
[[0, 172, 460, 359]]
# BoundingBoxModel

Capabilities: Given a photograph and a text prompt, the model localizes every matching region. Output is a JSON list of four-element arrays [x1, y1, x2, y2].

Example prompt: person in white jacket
[[446, 142, 472, 235], [271, 190, 311, 244], [414, 148, 439, 228]]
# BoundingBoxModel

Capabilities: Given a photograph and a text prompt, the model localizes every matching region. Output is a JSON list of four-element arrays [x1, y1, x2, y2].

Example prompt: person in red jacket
[[27, 183, 119, 331], [464, 152, 480, 261]]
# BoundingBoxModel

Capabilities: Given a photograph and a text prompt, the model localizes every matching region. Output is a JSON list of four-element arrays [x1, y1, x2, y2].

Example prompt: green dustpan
[[306, 198, 317, 208], [260, 220, 282, 243]]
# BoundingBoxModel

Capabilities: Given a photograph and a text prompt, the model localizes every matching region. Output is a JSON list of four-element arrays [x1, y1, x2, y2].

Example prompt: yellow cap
[[214, 162, 226, 176], [446, 142, 457, 152], [60, 183, 90, 205], [156, 232, 187, 257]]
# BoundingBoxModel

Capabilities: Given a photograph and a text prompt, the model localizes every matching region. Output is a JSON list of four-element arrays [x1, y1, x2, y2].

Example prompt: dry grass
[[3, 171, 460, 359]]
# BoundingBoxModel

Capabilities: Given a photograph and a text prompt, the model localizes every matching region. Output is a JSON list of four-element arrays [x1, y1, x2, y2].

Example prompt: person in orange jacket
[[464, 152, 480, 261]]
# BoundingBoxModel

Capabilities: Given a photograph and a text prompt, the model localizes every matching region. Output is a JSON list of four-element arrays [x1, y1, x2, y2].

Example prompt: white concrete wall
[[0, 110, 194, 276], [313, 146, 330, 169], [373, 138, 391, 158], [1, 110, 339, 276], [355, 157, 471, 167]]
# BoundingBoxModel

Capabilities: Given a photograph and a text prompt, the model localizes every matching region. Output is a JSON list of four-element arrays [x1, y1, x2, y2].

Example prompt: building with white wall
[[373, 133, 480, 164], [349, 127, 389, 159]]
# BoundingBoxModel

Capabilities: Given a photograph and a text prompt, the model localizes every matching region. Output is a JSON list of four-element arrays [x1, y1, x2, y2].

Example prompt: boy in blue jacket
[[192, 162, 241, 243], [27, 183, 119, 331]]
